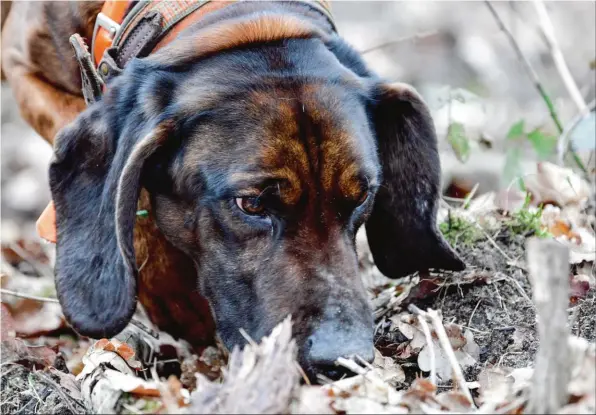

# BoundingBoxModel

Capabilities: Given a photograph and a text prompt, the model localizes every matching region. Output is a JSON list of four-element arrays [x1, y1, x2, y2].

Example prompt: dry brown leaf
[[418, 325, 479, 382], [1, 303, 58, 367], [166, 375, 190, 407], [372, 348, 406, 385], [570, 274, 592, 303], [524, 162, 591, 207], [48, 367, 83, 401], [87, 338, 142, 371], [436, 391, 475, 412], [5, 298, 64, 337], [477, 367, 513, 406], [102, 369, 161, 397]]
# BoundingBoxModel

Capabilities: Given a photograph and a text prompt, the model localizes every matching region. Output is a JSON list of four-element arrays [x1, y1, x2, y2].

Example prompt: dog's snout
[[305, 321, 373, 381]]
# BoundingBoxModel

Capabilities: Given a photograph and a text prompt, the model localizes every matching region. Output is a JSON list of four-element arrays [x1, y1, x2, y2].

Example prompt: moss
[[439, 213, 484, 248]]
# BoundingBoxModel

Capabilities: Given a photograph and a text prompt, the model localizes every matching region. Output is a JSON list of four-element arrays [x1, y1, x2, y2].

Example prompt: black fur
[[365, 84, 465, 278], [49, 2, 464, 376]]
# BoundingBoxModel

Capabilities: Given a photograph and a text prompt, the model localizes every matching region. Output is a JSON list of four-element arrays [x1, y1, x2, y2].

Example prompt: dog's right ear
[[49, 102, 172, 339]]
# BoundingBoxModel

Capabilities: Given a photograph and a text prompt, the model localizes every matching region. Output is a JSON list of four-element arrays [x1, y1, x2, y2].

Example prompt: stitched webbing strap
[[95, 0, 336, 83]]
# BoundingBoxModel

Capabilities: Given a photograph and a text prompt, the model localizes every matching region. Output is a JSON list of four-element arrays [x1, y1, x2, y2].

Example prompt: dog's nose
[[305, 323, 374, 381]]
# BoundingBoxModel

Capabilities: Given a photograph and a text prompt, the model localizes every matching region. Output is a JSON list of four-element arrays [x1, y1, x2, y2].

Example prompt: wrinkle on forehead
[[169, 80, 376, 205], [254, 84, 371, 203]]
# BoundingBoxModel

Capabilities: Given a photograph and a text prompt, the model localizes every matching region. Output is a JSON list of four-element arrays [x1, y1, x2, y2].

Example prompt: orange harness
[[36, 0, 334, 243]]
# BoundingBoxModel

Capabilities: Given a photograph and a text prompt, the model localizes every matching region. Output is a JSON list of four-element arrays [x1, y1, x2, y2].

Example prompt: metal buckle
[[91, 12, 122, 65]]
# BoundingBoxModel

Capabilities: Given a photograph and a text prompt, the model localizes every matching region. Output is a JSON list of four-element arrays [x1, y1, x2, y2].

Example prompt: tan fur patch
[[151, 13, 325, 65]]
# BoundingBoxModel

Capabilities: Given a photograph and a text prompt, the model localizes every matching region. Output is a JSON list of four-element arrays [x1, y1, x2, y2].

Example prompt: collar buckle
[[92, 12, 122, 65]]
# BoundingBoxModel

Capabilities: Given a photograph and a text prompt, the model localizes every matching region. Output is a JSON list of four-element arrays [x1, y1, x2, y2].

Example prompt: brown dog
[[2, 0, 464, 380]]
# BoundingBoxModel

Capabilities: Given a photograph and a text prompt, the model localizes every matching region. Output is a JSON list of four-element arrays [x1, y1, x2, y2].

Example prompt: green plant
[[439, 213, 483, 248], [504, 120, 558, 186], [505, 193, 552, 238]]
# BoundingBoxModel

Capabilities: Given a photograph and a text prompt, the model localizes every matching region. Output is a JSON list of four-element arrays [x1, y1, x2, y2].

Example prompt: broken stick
[[526, 237, 571, 414]]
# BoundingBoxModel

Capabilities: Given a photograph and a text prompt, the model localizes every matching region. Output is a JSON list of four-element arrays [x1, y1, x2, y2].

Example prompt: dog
[[2, 0, 465, 380]]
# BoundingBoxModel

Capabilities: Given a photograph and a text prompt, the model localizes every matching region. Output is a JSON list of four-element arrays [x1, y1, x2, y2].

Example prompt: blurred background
[[1, 0, 595, 254]]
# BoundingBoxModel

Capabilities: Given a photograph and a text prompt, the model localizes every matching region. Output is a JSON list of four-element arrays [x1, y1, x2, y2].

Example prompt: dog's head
[[49, 14, 464, 380]]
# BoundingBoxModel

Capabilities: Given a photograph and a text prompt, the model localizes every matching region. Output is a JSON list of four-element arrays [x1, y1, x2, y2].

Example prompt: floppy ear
[[366, 83, 465, 278], [49, 104, 171, 339]]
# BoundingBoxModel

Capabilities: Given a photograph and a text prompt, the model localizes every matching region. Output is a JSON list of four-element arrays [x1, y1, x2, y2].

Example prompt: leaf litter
[[1, 161, 595, 414]]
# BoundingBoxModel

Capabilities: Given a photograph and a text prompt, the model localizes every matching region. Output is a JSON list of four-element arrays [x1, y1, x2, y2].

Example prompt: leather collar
[[93, 0, 336, 78]]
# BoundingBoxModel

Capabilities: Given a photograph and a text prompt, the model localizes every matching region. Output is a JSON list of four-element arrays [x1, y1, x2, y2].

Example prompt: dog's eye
[[235, 197, 266, 215], [356, 189, 369, 206]]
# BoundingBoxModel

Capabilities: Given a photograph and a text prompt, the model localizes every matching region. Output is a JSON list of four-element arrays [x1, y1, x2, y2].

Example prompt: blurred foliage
[[504, 120, 557, 187], [447, 122, 470, 163]]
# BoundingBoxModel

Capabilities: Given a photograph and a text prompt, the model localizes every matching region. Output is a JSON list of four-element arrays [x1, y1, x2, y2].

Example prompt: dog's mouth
[[301, 362, 359, 384]]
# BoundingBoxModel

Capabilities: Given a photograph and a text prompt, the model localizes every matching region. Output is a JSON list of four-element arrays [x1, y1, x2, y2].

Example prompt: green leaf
[[507, 120, 525, 140], [447, 122, 470, 163], [527, 129, 557, 159], [136, 209, 149, 218]]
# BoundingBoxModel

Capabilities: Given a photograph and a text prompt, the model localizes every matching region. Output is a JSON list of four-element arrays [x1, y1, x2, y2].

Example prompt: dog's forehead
[[178, 81, 378, 201]]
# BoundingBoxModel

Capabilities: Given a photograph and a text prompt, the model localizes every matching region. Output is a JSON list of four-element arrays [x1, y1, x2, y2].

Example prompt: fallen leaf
[[436, 391, 475, 411], [373, 348, 405, 385], [477, 367, 513, 405], [89, 338, 142, 370], [49, 367, 83, 401], [508, 367, 533, 392], [418, 325, 479, 382], [548, 219, 581, 242], [166, 375, 190, 407], [524, 162, 591, 207], [570, 274, 591, 303], [103, 369, 161, 396]]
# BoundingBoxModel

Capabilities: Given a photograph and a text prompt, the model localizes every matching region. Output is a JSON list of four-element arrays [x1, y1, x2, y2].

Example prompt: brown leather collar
[[94, 0, 336, 84]]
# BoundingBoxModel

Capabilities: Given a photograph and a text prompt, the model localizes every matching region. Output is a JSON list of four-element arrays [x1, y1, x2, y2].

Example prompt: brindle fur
[[2, 1, 464, 379]]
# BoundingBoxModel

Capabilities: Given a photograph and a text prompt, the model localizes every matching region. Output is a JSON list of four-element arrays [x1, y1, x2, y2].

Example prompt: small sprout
[[136, 210, 149, 218], [505, 197, 551, 238]]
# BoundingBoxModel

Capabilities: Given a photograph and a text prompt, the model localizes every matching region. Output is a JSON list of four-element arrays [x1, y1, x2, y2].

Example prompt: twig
[[506, 277, 533, 306], [426, 309, 475, 406], [474, 223, 522, 269], [359, 31, 438, 55], [484, 1, 588, 175], [408, 305, 476, 407], [532, 0, 588, 115], [557, 99, 596, 166], [335, 357, 386, 389], [294, 362, 311, 386], [34, 371, 82, 414], [0, 288, 59, 303], [417, 315, 437, 385], [467, 299, 483, 328], [0, 288, 159, 339], [462, 183, 480, 209], [526, 238, 571, 413]]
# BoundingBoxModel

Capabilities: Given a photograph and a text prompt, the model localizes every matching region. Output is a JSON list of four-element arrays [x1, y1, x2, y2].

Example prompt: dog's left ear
[[366, 82, 465, 278]]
